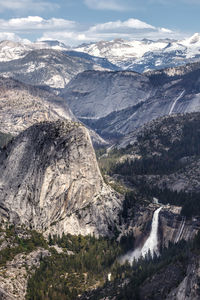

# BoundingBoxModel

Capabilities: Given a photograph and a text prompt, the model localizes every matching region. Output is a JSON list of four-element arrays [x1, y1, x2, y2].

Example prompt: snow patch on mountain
[[74, 34, 200, 72]]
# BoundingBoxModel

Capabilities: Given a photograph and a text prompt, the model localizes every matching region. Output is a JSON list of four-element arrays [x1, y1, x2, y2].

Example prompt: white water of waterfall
[[140, 207, 162, 257], [120, 207, 162, 264], [175, 217, 186, 243], [169, 90, 185, 115]]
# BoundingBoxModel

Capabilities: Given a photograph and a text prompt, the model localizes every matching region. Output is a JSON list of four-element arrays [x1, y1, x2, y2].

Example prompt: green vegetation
[[81, 239, 192, 299], [26, 232, 193, 300], [96, 147, 125, 176], [111, 118, 200, 176], [0, 224, 200, 300], [129, 182, 200, 219], [86, 233, 200, 300], [26, 234, 124, 300], [0, 225, 47, 267], [97, 116, 200, 219], [121, 191, 144, 220], [115, 240, 190, 300]]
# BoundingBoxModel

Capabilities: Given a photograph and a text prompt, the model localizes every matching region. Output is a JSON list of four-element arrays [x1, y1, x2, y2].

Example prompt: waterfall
[[169, 90, 185, 115], [120, 207, 162, 264], [175, 217, 186, 243], [140, 207, 162, 257]]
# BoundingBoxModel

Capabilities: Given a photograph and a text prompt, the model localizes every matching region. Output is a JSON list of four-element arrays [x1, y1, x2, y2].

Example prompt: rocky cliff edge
[[0, 120, 122, 236]]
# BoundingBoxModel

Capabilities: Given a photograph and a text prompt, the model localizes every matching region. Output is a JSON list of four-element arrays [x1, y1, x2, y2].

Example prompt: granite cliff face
[[62, 63, 200, 139], [61, 70, 154, 119], [121, 203, 200, 251], [0, 77, 75, 136], [0, 248, 50, 300], [166, 255, 200, 300], [0, 120, 122, 236]]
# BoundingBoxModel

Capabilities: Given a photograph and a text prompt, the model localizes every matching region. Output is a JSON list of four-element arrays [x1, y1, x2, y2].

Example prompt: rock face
[[0, 76, 107, 147], [123, 204, 200, 252], [0, 248, 50, 300], [139, 254, 200, 300], [0, 77, 75, 136], [61, 70, 154, 119], [0, 120, 122, 236], [166, 255, 200, 300], [0, 48, 116, 90], [62, 63, 200, 139], [159, 207, 200, 247]]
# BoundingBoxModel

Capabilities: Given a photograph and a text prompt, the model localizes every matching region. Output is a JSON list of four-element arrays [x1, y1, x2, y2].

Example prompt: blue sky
[[0, 0, 199, 45]]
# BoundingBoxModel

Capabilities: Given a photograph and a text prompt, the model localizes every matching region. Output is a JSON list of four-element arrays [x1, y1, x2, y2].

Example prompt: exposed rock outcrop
[[121, 203, 200, 253], [63, 63, 200, 139], [61, 70, 154, 119], [0, 77, 75, 136], [0, 120, 122, 236], [166, 255, 200, 300], [159, 207, 200, 247], [0, 248, 50, 300], [0, 49, 114, 89]]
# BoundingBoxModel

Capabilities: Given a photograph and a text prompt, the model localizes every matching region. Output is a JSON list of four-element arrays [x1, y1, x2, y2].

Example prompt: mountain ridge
[[75, 33, 200, 72]]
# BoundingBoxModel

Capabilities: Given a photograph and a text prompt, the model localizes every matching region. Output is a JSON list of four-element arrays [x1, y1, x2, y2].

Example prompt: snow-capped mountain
[[1, 33, 200, 73], [0, 39, 119, 89], [0, 48, 119, 89], [74, 33, 200, 72], [0, 40, 31, 62], [0, 39, 69, 62]]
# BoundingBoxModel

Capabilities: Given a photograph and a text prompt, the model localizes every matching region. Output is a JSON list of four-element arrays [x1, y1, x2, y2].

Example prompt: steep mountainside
[[0, 77, 75, 136], [0, 40, 31, 62], [0, 120, 122, 236], [1, 34, 200, 73], [99, 113, 200, 219], [0, 49, 115, 90], [65, 62, 200, 139], [75, 33, 200, 72], [61, 70, 154, 119], [117, 112, 200, 195]]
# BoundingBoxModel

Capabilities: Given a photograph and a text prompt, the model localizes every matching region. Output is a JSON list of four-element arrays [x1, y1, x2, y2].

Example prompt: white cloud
[[84, 0, 127, 11], [89, 18, 155, 32], [159, 27, 173, 33], [0, 32, 21, 41], [38, 25, 182, 46], [0, 0, 59, 12], [0, 16, 186, 46], [0, 16, 77, 31]]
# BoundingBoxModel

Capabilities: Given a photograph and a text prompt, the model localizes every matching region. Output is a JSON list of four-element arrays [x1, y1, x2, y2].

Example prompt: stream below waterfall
[[120, 207, 162, 264]]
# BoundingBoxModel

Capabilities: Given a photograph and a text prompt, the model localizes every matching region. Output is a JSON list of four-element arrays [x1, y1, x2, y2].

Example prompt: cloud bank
[[0, 16, 186, 46]]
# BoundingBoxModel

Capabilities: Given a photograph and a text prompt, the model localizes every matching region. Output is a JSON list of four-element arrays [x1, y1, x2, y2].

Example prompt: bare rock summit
[[0, 120, 122, 236]]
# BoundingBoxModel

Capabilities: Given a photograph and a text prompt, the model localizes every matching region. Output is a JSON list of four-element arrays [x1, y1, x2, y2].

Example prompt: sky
[[0, 0, 199, 46]]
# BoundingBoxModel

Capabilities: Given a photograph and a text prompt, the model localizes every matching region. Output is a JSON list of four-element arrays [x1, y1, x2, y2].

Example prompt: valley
[[0, 36, 200, 299]]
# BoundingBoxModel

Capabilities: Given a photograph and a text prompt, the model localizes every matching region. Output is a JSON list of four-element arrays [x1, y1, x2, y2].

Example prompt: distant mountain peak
[[74, 34, 200, 73]]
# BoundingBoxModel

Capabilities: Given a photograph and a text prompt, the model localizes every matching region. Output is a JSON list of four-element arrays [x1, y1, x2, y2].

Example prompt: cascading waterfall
[[120, 207, 162, 264], [140, 207, 162, 257], [175, 216, 186, 243]]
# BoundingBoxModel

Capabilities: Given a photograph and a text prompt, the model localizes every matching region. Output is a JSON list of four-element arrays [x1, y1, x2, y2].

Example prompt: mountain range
[[75, 33, 200, 72], [0, 36, 200, 299], [0, 33, 200, 85]]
